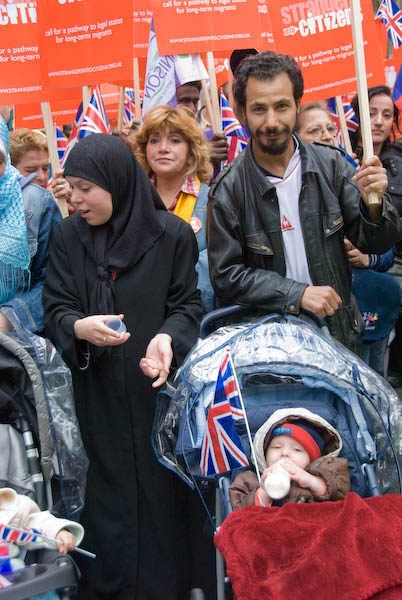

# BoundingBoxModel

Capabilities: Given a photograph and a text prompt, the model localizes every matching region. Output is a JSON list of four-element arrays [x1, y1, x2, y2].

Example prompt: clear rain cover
[[153, 315, 402, 494]]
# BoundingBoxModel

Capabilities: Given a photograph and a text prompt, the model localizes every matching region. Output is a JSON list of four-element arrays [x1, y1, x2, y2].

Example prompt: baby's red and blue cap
[[269, 421, 325, 463]]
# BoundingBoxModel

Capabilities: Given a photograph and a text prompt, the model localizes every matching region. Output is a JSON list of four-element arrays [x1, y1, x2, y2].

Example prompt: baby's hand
[[279, 459, 327, 495], [56, 529, 76, 553], [272, 459, 312, 489]]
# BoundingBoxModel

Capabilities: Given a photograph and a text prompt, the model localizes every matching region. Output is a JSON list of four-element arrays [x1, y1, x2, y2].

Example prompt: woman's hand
[[55, 529, 76, 553], [73, 314, 130, 346], [51, 169, 73, 212], [139, 333, 173, 388]]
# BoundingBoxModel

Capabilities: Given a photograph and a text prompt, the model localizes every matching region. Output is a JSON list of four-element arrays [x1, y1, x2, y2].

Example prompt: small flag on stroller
[[200, 349, 249, 476]]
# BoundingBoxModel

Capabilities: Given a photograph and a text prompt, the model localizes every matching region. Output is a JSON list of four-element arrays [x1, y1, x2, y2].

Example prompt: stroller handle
[[199, 306, 327, 339]]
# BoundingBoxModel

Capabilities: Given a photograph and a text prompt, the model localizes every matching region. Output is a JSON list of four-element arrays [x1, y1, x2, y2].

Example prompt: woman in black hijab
[[43, 134, 203, 599]]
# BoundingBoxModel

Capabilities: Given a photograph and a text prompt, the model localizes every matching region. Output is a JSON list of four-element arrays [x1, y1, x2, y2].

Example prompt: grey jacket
[[207, 137, 400, 351]]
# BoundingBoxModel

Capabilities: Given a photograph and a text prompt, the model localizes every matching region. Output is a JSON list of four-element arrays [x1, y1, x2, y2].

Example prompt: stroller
[[0, 310, 89, 599], [153, 308, 402, 600]]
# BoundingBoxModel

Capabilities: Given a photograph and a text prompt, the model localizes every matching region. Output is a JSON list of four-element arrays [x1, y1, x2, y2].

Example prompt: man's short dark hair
[[233, 51, 304, 110], [178, 80, 202, 92]]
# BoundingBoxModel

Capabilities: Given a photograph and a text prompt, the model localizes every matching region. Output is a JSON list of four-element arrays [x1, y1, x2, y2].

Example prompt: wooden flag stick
[[118, 87, 125, 131], [206, 51, 221, 134], [227, 66, 235, 108], [201, 79, 214, 131], [349, 0, 379, 205], [335, 96, 353, 156], [133, 58, 141, 120], [40, 102, 68, 218], [82, 85, 91, 113]]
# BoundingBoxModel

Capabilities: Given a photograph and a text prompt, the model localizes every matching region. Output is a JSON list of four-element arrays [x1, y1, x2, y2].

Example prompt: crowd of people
[[1, 48, 402, 599]]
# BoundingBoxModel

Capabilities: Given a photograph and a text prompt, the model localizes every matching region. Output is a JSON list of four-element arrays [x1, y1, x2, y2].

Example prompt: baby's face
[[265, 435, 310, 469]]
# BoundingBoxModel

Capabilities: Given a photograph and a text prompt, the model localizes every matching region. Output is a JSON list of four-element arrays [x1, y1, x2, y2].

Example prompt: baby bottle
[[264, 462, 291, 500]]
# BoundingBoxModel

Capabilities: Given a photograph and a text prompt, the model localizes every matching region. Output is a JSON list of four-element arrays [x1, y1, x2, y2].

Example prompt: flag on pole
[[78, 86, 112, 139], [200, 351, 249, 476], [55, 125, 68, 162], [327, 96, 359, 147], [0, 524, 42, 545], [375, 0, 402, 49], [61, 101, 84, 167], [124, 88, 136, 124], [142, 19, 208, 117], [393, 63, 402, 111], [221, 95, 248, 165]]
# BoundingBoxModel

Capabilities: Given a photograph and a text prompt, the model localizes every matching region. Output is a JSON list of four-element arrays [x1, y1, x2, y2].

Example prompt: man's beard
[[253, 127, 292, 155]]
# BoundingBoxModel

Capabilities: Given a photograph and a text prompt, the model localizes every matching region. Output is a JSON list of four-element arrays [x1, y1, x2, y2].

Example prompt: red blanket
[[214, 492, 402, 600]]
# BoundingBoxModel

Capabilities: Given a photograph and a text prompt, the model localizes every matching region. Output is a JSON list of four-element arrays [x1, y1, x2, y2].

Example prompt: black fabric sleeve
[[158, 220, 203, 367], [43, 223, 88, 370]]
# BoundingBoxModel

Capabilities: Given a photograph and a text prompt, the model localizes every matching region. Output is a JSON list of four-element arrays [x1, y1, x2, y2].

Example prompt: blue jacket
[[193, 183, 215, 313], [1, 178, 62, 332]]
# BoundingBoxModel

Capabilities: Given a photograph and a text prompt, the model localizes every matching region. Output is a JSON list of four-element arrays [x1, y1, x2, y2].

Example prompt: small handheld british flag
[[200, 349, 249, 477]]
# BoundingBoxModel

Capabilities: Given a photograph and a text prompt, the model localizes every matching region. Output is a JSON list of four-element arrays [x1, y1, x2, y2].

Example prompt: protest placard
[[0, 0, 44, 104], [151, 0, 261, 55], [38, 0, 133, 88], [134, 0, 152, 57], [15, 93, 83, 128], [267, 0, 385, 103]]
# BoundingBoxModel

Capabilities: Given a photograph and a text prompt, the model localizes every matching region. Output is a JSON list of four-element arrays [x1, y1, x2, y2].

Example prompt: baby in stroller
[[229, 407, 350, 509]]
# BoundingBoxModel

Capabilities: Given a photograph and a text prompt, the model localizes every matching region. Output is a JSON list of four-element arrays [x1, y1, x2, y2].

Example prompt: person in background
[[0, 115, 61, 334], [296, 98, 400, 376], [9, 127, 71, 210], [134, 105, 215, 312], [351, 86, 402, 383], [296, 102, 338, 145], [177, 80, 229, 170]]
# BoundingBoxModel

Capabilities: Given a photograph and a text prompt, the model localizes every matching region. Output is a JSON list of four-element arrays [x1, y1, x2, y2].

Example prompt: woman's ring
[[103, 336, 107, 343], [327, 308, 334, 316]]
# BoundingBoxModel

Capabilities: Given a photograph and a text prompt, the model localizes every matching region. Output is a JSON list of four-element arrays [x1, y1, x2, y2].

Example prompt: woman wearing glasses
[[296, 102, 338, 145]]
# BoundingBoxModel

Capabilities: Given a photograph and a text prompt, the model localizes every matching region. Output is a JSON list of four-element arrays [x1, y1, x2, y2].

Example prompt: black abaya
[[43, 139, 205, 598]]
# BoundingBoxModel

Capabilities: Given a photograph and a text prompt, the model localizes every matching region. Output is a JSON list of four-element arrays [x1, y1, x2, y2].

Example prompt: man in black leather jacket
[[207, 52, 400, 352]]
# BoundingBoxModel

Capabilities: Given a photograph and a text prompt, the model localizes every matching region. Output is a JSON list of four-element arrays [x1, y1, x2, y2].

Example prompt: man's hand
[[300, 285, 342, 318], [344, 237, 370, 268], [209, 134, 229, 169], [139, 333, 173, 388], [352, 155, 387, 219]]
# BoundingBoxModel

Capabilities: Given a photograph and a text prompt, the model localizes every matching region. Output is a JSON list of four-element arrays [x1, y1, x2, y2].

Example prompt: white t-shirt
[[267, 142, 312, 286]]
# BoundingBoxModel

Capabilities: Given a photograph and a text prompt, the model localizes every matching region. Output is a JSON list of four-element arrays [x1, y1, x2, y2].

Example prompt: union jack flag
[[78, 86, 112, 139], [200, 350, 249, 477], [124, 88, 140, 124], [221, 95, 249, 166], [327, 96, 358, 147], [0, 524, 42, 545], [375, 0, 402, 49], [61, 101, 83, 167], [55, 125, 68, 162], [228, 136, 248, 164]]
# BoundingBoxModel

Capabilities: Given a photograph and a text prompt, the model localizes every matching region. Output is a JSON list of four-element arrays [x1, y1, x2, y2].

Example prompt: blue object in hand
[[106, 318, 127, 334]]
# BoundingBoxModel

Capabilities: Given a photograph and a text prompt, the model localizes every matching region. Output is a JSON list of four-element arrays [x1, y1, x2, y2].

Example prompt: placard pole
[[349, 0, 379, 205], [206, 51, 221, 134], [40, 102, 68, 218]]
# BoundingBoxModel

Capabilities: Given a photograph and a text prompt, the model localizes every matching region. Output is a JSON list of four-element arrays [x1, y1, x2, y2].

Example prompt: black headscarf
[[64, 133, 166, 317]]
